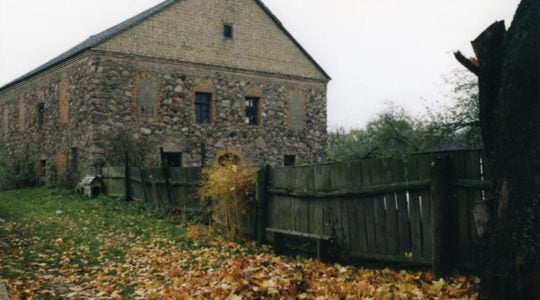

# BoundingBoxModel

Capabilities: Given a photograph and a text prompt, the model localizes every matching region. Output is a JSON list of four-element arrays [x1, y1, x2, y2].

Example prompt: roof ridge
[[0, 0, 178, 91]]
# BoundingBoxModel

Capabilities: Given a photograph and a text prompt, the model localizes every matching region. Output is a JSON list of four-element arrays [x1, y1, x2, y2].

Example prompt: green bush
[[0, 148, 36, 190]]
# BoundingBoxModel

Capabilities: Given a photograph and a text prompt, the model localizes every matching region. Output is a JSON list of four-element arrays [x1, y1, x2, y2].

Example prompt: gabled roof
[[1, 0, 329, 91]]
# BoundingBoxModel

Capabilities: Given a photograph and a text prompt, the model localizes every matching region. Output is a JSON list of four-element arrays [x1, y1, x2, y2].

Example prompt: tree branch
[[454, 51, 479, 76]]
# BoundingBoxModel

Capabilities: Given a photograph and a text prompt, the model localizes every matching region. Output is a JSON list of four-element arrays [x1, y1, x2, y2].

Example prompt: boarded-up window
[[59, 79, 70, 125], [18, 100, 26, 132], [134, 73, 160, 122], [55, 153, 68, 177], [287, 92, 305, 132]]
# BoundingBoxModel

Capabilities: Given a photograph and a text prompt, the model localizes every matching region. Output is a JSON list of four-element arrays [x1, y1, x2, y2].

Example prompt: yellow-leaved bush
[[198, 158, 256, 242]]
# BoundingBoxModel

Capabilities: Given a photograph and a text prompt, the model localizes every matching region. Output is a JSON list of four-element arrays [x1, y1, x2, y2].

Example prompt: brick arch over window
[[287, 90, 306, 132], [133, 72, 161, 122], [244, 83, 262, 98], [215, 148, 244, 166], [192, 78, 215, 124]]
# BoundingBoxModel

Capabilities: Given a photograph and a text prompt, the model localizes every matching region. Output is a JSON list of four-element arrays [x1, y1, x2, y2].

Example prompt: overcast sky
[[0, 0, 521, 130]]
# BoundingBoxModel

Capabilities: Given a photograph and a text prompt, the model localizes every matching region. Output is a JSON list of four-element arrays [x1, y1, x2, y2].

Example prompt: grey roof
[[1, 0, 329, 91]]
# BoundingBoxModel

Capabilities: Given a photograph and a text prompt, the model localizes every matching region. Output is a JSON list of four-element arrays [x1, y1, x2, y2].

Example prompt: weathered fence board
[[264, 150, 490, 271], [103, 166, 201, 214], [102, 149, 489, 272]]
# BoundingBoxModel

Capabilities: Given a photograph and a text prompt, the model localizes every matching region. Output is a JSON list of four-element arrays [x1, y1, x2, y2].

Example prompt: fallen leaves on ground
[[0, 189, 480, 299]]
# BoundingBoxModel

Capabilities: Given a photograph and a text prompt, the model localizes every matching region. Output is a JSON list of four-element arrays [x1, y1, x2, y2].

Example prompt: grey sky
[[0, 0, 521, 130]]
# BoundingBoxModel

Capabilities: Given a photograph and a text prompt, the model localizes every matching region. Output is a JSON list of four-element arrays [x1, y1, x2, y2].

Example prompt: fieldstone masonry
[[0, 0, 329, 184]]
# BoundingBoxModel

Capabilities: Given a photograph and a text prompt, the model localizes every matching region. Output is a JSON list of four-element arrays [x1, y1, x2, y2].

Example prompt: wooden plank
[[384, 194, 399, 255], [339, 197, 352, 251], [346, 196, 360, 252], [322, 198, 343, 243], [348, 251, 431, 266], [409, 193, 423, 259], [268, 179, 430, 199], [265, 228, 332, 240], [267, 197, 277, 228], [364, 199, 377, 253], [295, 166, 314, 192], [353, 197, 369, 253], [397, 194, 411, 254], [410, 153, 433, 259], [293, 199, 308, 233], [420, 192, 432, 259], [256, 166, 269, 245], [314, 164, 335, 193], [308, 199, 324, 235], [374, 196, 387, 253]]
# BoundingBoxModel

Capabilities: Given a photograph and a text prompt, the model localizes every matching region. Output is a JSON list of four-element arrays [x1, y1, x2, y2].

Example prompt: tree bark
[[455, 0, 540, 298]]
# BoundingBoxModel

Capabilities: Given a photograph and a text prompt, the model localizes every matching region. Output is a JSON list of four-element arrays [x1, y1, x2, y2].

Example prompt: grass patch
[[0, 188, 480, 299], [0, 188, 189, 298]]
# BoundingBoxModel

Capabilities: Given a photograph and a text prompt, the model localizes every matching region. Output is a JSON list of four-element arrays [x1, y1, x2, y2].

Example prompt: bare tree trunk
[[455, 0, 540, 298]]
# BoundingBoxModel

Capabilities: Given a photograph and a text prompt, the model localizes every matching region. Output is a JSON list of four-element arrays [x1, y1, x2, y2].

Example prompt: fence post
[[124, 151, 131, 201], [431, 155, 453, 279], [256, 165, 270, 246], [160, 147, 175, 214]]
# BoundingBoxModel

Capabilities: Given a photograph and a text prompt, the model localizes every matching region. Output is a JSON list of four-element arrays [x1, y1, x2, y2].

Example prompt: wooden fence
[[101, 149, 489, 273], [257, 150, 489, 273], [102, 166, 201, 213]]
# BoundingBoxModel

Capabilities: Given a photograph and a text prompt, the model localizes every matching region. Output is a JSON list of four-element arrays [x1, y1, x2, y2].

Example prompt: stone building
[[0, 0, 330, 182]]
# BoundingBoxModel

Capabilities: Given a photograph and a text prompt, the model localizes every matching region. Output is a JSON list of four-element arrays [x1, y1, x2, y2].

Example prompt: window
[[223, 24, 233, 39], [284, 155, 296, 167], [37, 103, 44, 128], [38, 159, 47, 178], [245, 97, 259, 126], [164, 152, 182, 167], [195, 92, 212, 123]]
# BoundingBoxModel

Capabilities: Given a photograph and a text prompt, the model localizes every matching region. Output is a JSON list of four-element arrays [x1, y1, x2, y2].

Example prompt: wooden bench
[[265, 227, 334, 261]]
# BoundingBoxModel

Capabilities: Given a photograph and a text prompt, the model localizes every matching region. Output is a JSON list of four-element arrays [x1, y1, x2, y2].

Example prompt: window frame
[[195, 92, 212, 124], [245, 97, 260, 126], [223, 23, 233, 39], [284, 155, 296, 167]]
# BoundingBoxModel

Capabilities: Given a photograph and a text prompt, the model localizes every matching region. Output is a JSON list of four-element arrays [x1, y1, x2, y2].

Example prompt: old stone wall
[[89, 53, 327, 167], [0, 54, 102, 181]]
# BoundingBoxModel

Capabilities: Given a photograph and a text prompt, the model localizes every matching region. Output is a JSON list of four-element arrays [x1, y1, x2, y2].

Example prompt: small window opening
[[245, 97, 259, 126], [164, 152, 183, 167], [38, 159, 47, 178], [37, 103, 45, 128], [223, 24, 233, 39], [195, 92, 212, 123], [284, 155, 296, 167]]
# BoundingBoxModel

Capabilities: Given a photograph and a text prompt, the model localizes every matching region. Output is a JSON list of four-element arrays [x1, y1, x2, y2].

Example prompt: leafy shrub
[[198, 158, 256, 242], [0, 147, 36, 190]]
